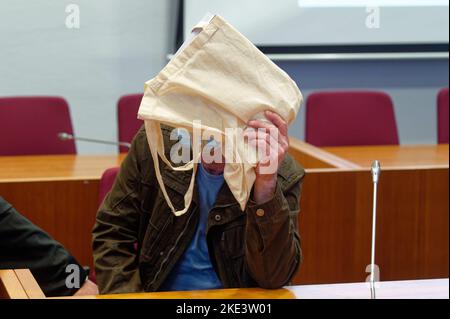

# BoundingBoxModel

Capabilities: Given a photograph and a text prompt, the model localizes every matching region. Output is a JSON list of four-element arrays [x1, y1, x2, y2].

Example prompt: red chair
[[0, 96, 76, 156], [92, 167, 138, 283], [90, 167, 120, 283], [117, 94, 143, 153], [437, 88, 449, 144], [305, 91, 399, 147], [98, 167, 120, 207]]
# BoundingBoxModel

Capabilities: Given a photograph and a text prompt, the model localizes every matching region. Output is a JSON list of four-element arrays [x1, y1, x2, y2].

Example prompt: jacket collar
[[160, 162, 240, 208]]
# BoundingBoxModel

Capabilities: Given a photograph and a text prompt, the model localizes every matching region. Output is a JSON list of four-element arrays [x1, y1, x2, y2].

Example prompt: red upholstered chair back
[[117, 94, 144, 153], [98, 167, 120, 208], [437, 88, 449, 144], [91, 166, 130, 283], [0, 96, 76, 155], [305, 91, 399, 147], [89, 167, 120, 284]]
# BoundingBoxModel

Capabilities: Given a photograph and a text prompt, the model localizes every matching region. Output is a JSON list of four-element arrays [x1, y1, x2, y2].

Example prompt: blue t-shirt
[[160, 163, 224, 291]]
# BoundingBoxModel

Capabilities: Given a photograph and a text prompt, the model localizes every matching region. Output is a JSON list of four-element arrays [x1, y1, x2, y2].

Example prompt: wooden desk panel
[[323, 144, 449, 168], [296, 167, 449, 284], [0, 154, 125, 267], [0, 180, 100, 267]]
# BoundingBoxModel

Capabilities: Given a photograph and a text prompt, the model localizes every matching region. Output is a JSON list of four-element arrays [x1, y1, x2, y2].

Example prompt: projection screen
[[184, 0, 449, 51]]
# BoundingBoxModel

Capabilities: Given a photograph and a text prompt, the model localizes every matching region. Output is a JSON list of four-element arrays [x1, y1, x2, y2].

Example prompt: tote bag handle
[[145, 120, 200, 216]]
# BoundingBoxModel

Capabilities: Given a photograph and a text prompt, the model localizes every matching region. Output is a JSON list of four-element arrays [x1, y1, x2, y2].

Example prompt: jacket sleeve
[[244, 156, 304, 289], [0, 197, 87, 297], [92, 131, 146, 295]]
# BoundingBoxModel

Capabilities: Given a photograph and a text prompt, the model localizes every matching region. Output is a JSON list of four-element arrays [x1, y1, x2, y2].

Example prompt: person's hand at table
[[74, 279, 99, 296]]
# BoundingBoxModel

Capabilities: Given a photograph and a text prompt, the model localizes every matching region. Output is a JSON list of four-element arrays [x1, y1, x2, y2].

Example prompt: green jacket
[[0, 197, 87, 297], [92, 126, 305, 294]]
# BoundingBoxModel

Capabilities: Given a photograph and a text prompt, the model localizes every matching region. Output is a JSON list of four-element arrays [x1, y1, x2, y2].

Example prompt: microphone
[[369, 160, 381, 299], [58, 132, 131, 150], [372, 160, 381, 184]]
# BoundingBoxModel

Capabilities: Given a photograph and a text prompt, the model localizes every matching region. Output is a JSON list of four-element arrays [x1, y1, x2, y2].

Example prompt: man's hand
[[245, 110, 289, 205], [74, 279, 99, 296]]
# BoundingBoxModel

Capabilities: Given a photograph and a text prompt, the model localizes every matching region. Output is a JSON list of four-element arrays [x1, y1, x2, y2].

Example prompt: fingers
[[247, 132, 281, 156], [245, 111, 289, 175], [246, 129, 286, 161], [246, 120, 289, 151], [244, 127, 288, 151], [243, 129, 274, 144], [248, 138, 282, 174], [248, 118, 275, 131], [249, 138, 283, 175], [248, 110, 288, 139], [265, 110, 288, 137]]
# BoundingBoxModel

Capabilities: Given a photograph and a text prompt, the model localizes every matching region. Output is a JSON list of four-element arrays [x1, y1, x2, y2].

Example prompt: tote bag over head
[[138, 15, 302, 217]]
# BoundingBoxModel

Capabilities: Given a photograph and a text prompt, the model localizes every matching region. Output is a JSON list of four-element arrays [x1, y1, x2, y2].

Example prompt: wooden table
[[323, 144, 449, 168], [0, 154, 126, 182], [2, 269, 446, 299], [67, 279, 449, 300], [0, 142, 448, 287]]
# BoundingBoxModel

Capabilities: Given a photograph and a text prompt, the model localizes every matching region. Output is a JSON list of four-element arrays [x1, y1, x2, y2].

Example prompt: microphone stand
[[58, 132, 131, 150], [370, 160, 381, 299]]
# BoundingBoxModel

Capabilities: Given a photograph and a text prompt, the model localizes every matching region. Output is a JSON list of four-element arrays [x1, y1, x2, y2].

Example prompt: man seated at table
[[0, 197, 98, 297], [92, 111, 304, 294]]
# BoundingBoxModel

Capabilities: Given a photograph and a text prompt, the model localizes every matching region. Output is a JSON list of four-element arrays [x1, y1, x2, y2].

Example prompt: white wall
[[0, 0, 178, 154]]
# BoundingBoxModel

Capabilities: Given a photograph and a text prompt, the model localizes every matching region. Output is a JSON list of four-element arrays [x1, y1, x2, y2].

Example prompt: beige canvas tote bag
[[138, 14, 302, 217]]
